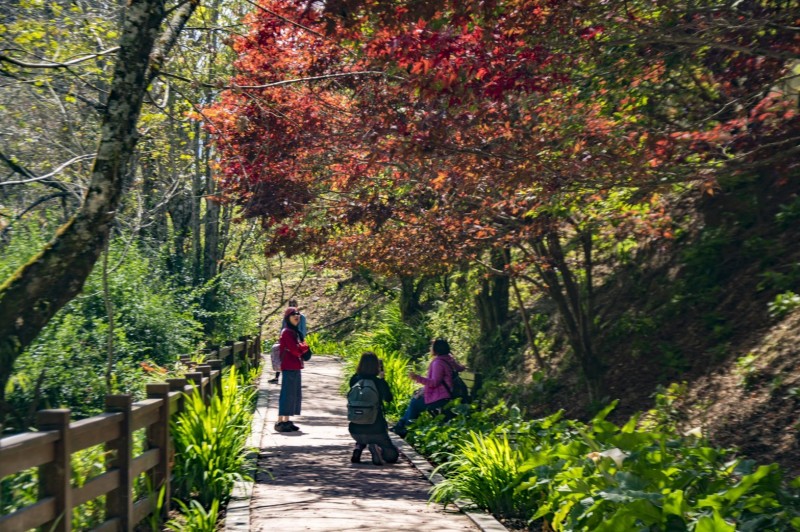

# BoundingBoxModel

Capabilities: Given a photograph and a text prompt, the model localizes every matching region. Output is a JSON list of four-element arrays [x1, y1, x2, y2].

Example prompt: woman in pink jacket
[[391, 338, 465, 437]]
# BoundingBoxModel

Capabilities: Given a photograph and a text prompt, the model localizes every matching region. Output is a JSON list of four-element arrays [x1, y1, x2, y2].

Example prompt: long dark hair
[[432, 338, 450, 356], [282, 307, 304, 341], [356, 351, 381, 376]]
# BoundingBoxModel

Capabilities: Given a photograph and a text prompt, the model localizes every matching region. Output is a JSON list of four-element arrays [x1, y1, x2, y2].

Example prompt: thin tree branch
[[0, 154, 94, 187], [145, 0, 200, 85], [159, 69, 401, 90], [0, 47, 121, 69]]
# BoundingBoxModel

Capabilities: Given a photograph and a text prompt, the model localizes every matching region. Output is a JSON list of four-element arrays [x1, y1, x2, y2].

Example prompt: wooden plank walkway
[[236, 355, 481, 531]]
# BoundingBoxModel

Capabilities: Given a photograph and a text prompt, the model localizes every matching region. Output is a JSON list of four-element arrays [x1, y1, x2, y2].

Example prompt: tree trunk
[[531, 229, 603, 401], [141, 157, 169, 247], [472, 248, 511, 372], [167, 190, 193, 279], [510, 275, 549, 373], [201, 148, 221, 335], [0, 0, 197, 413], [163, 89, 193, 279], [191, 121, 203, 283], [475, 248, 510, 338], [398, 275, 426, 323]]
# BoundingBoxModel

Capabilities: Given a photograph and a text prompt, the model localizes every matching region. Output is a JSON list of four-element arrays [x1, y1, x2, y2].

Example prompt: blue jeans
[[395, 395, 449, 431]]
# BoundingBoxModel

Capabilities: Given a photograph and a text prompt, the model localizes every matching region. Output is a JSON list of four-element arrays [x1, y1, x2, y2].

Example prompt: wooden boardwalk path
[[228, 355, 483, 531]]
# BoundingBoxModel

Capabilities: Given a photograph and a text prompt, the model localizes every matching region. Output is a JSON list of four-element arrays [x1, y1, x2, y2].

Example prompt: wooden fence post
[[226, 340, 237, 369], [185, 372, 203, 400], [239, 336, 249, 367], [208, 360, 223, 399], [197, 365, 212, 404], [105, 395, 133, 532], [208, 345, 220, 365], [145, 383, 171, 523], [167, 378, 188, 414], [38, 409, 72, 532], [254, 333, 262, 364]]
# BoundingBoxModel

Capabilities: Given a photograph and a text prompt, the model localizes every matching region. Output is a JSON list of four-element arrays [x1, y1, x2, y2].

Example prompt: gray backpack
[[270, 342, 282, 371], [347, 379, 380, 424]]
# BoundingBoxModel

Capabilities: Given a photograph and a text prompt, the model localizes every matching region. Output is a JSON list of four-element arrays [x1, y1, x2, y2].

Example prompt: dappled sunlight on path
[[249, 356, 477, 531]]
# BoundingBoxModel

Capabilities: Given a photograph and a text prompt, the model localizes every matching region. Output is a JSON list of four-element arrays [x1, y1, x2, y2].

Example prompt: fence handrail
[[0, 333, 262, 532]]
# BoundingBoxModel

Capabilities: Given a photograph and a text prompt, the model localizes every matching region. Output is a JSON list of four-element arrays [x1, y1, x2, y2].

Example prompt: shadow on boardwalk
[[246, 356, 478, 531]]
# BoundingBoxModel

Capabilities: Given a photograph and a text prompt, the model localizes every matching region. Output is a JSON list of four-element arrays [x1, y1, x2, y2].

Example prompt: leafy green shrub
[[201, 267, 260, 344], [305, 333, 340, 356], [408, 401, 521, 462], [426, 289, 481, 363], [352, 304, 430, 360], [0, 468, 37, 517], [668, 228, 731, 312], [775, 196, 800, 227], [409, 400, 800, 530], [757, 265, 800, 293], [431, 432, 534, 518], [768, 291, 800, 319], [171, 368, 255, 507], [373, 346, 417, 419], [167, 498, 220, 531], [734, 353, 762, 390], [3, 241, 206, 429]]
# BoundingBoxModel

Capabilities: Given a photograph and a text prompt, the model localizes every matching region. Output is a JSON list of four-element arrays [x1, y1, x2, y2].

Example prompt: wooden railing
[[0, 334, 262, 532]]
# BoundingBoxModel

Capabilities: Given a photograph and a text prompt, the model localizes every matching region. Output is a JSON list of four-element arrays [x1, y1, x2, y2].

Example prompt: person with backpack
[[347, 351, 399, 465], [275, 306, 311, 433], [391, 338, 466, 438]]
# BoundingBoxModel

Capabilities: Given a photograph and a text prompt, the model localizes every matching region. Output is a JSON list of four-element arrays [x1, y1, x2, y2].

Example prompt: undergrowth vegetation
[[171, 367, 257, 507], [0, 364, 257, 530], [1, 221, 259, 432], [168, 366, 257, 528], [329, 301, 800, 531], [415, 400, 800, 531]]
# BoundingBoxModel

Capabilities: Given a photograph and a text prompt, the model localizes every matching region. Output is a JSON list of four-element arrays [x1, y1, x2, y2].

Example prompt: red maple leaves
[[203, 0, 799, 274]]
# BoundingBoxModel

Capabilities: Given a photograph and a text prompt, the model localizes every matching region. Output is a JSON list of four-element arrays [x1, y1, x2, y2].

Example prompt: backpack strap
[[434, 357, 456, 397]]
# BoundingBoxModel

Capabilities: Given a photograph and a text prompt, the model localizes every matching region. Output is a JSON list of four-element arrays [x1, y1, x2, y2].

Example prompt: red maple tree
[[205, 0, 798, 395]]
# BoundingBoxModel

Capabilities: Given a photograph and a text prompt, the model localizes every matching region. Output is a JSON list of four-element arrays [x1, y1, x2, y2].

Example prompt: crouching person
[[347, 352, 399, 465]]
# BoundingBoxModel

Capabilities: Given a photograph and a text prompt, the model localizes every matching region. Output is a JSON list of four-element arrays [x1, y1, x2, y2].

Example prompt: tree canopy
[[205, 0, 798, 394]]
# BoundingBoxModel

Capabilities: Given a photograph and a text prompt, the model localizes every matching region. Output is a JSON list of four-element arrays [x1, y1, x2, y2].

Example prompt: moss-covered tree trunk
[[0, 0, 198, 414]]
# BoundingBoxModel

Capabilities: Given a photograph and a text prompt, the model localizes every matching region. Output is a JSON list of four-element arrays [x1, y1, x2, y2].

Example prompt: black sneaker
[[368, 444, 383, 465], [288, 422, 300, 431], [351, 448, 362, 463], [274, 421, 292, 433]]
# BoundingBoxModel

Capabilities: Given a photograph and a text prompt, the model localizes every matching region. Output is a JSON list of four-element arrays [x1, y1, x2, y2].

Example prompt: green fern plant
[[430, 432, 533, 517], [171, 368, 255, 507], [166, 498, 220, 531]]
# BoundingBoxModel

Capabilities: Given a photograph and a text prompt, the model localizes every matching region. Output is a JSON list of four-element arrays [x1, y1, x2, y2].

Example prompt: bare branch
[[146, 0, 200, 85], [0, 47, 120, 69], [233, 70, 402, 89], [241, 0, 326, 39], [0, 154, 94, 187], [159, 69, 401, 90]]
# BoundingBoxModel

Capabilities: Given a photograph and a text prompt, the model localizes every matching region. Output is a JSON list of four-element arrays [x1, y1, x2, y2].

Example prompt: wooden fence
[[0, 334, 262, 532]]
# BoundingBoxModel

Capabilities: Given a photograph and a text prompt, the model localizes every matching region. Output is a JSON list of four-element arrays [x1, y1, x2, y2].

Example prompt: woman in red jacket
[[275, 307, 310, 432]]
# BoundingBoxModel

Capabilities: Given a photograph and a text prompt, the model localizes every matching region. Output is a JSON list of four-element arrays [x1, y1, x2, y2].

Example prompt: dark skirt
[[278, 369, 302, 416]]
